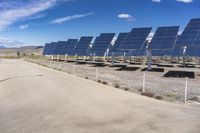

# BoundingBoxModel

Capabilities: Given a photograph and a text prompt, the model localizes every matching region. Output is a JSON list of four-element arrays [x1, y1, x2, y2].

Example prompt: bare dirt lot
[[26, 58, 200, 102], [0, 59, 200, 133]]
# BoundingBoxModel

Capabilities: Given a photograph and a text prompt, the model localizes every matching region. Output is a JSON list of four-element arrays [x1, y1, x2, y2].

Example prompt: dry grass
[[114, 81, 120, 88], [101, 81, 108, 85], [155, 95, 163, 100], [141, 92, 155, 98], [124, 87, 130, 91]]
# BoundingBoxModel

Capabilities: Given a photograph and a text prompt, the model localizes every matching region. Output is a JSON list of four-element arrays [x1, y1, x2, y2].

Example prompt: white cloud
[[118, 13, 135, 22], [0, 0, 70, 31], [19, 24, 29, 30], [0, 37, 23, 47], [50, 12, 94, 24], [176, 0, 193, 3], [151, 0, 161, 3]]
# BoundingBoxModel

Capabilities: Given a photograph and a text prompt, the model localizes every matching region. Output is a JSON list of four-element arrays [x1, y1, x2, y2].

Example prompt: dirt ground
[[26, 58, 200, 102], [0, 59, 200, 133]]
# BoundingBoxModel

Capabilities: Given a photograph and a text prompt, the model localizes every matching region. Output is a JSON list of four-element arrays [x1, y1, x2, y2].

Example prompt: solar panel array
[[109, 32, 129, 56], [43, 42, 57, 55], [90, 33, 115, 56], [118, 28, 152, 50], [150, 26, 179, 56], [62, 39, 78, 55], [54, 41, 65, 55], [73, 36, 93, 56], [43, 18, 200, 57], [43, 43, 50, 55], [173, 18, 200, 56]]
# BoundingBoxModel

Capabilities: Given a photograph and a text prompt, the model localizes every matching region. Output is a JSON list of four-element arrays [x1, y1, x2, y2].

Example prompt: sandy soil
[[0, 59, 200, 133], [26, 58, 200, 101]]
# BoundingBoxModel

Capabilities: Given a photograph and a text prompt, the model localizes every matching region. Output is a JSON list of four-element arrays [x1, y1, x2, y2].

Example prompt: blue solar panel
[[118, 28, 152, 51], [54, 41, 65, 55], [43, 43, 51, 55], [109, 32, 129, 56], [62, 39, 78, 55], [173, 18, 200, 56], [90, 33, 115, 56], [150, 26, 179, 56], [73, 36, 93, 56], [44, 42, 57, 55]]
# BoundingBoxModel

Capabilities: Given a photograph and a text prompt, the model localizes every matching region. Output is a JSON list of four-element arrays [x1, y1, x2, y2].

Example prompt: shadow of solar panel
[[173, 18, 200, 56], [90, 33, 115, 56], [62, 39, 78, 55], [150, 26, 179, 56], [73, 36, 93, 56], [109, 32, 129, 56], [118, 28, 152, 51]]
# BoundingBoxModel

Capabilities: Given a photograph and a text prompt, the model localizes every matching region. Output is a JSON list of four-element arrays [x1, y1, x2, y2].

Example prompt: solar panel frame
[[62, 39, 78, 56], [173, 18, 200, 56], [150, 26, 180, 56], [118, 28, 152, 51], [109, 32, 129, 56], [73, 36, 93, 56], [43, 43, 51, 55], [90, 33, 115, 56]]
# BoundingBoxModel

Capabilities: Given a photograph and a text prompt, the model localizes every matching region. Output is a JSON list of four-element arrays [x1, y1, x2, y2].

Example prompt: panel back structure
[[173, 18, 200, 56], [109, 32, 129, 56], [62, 39, 78, 55], [73, 36, 93, 56], [150, 26, 179, 56], [118, 27, 152, 56], [90, 33, 115, 56]]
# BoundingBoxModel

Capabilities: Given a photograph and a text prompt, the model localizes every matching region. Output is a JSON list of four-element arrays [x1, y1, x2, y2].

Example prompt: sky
[[0, 0, 199, 47]]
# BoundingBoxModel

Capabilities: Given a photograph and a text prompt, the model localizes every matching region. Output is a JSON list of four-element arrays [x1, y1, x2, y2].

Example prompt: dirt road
[[0, 59, 199, 133]]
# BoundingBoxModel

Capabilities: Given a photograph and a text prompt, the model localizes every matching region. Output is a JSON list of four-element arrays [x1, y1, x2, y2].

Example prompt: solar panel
[[173, 18, 200, 56], [62, 39, 78, 55], [150, 26, 179, 56], [109, 32, 129, 56], [43, 43, 51, 55], [73, 36, 93, 56], [118, 28, 152, 51], [45, 42, 57, 55], [90, 33, 115, 56], [54, 41, 65, 55]]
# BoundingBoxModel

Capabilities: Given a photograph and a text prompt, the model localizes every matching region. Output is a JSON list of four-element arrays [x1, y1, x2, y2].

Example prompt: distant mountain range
[[0, 46, 43, 50], [0, 46, 6, 49]]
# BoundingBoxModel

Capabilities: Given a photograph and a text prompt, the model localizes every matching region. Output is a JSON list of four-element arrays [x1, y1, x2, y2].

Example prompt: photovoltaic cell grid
[[173, 18, 200, 56], [45, 42, 57, 55], [150, 26, 179, 56], [73, 36, 93, 56], [109, 32, 129, 56], [58, 41, 68, 55], [62, 39, 78, 55], [90, 33, 115, 56], [118, 28, 152, 50], [54, 41, 66, 55], [43, 43, 51, 55]]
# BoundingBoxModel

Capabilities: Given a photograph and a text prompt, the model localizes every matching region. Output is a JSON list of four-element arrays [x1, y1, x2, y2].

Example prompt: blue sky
[[0, 0, 199, 47]]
